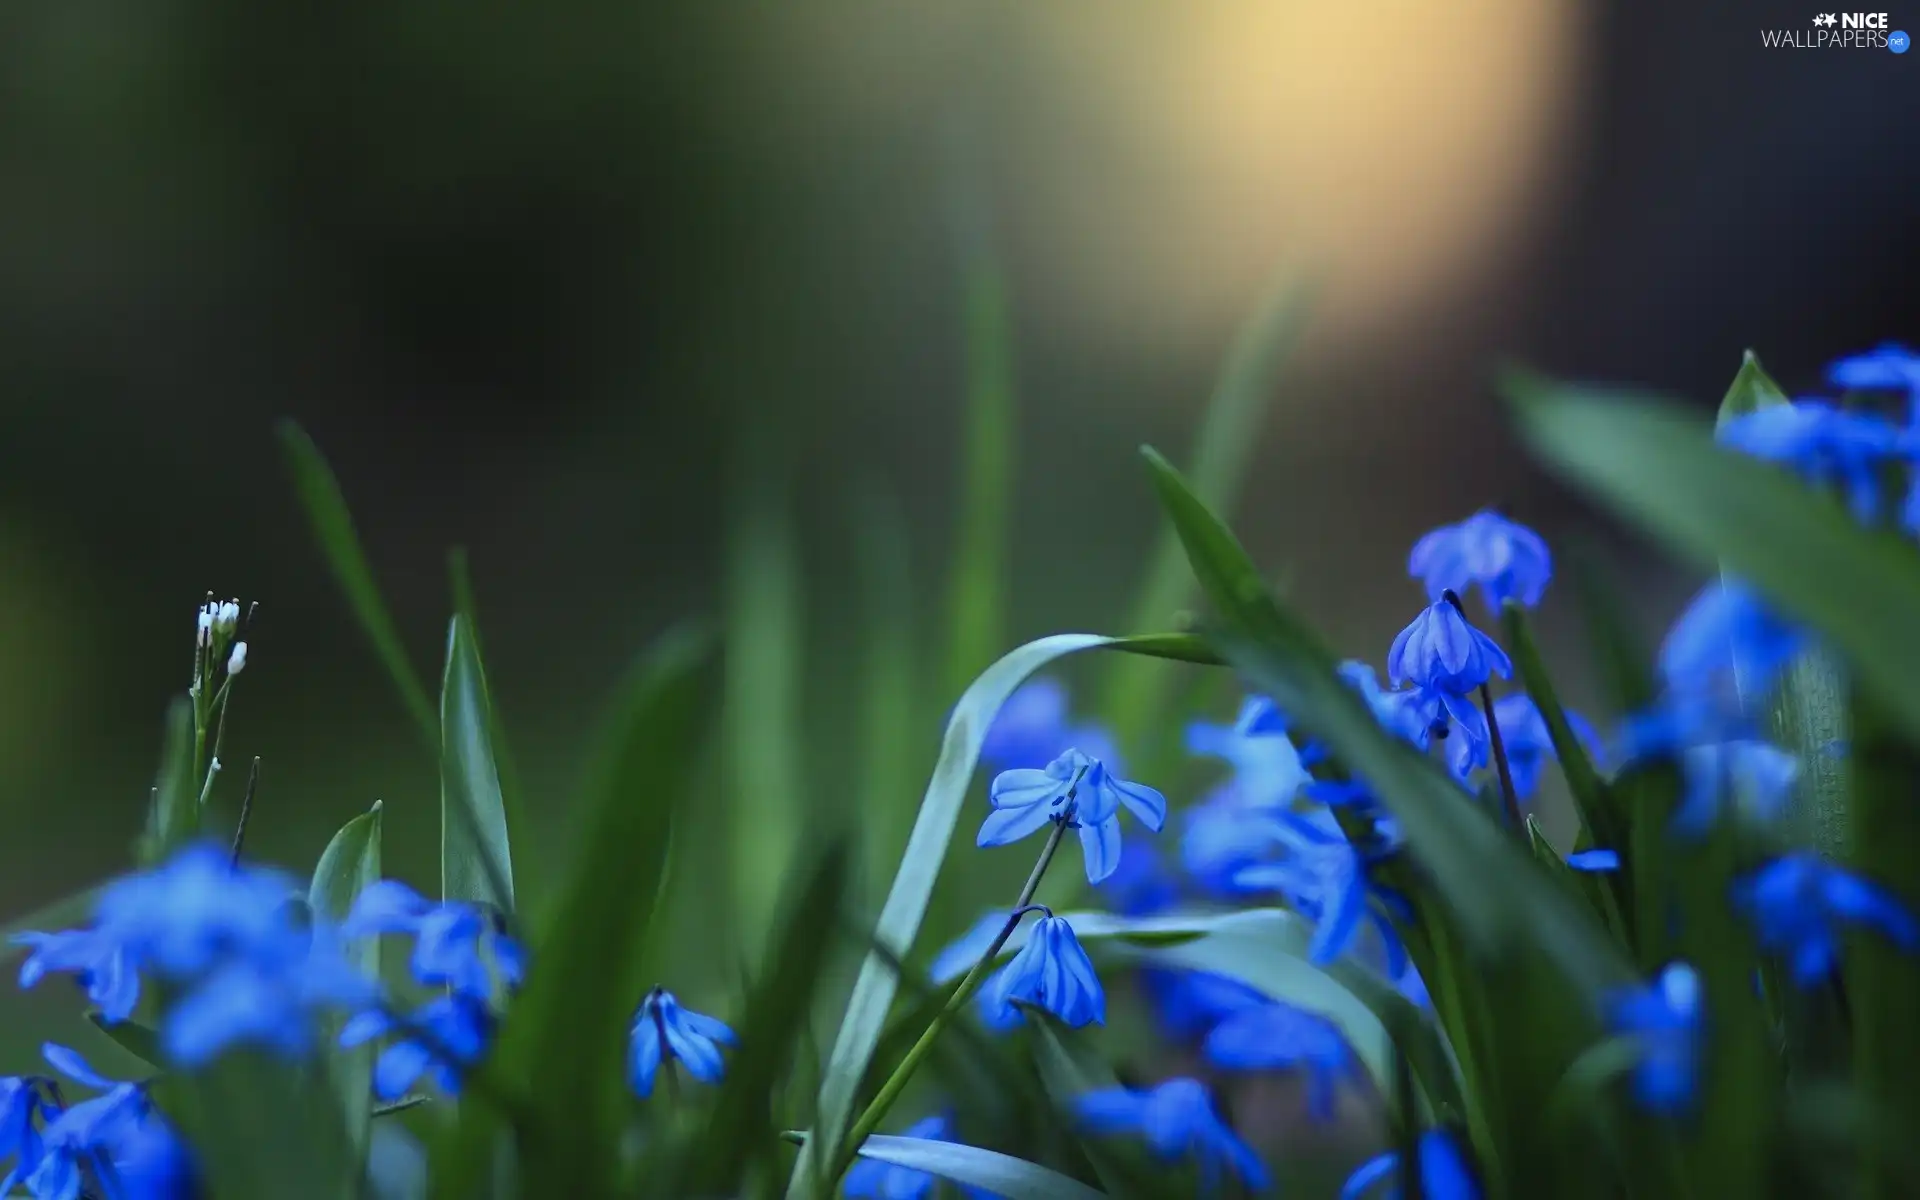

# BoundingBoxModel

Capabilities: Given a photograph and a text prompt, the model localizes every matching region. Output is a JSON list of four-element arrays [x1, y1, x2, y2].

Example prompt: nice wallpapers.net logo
[[1761, 11, 1911, 49]]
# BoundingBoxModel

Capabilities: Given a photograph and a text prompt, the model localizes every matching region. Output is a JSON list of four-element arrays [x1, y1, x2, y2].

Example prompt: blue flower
[[1567, 849, 1621, 872], [843, 1114, 1001, 1200], [1718, 402, 1903, 523], [980, 679, 1122, 773], [1139, 969, 1269, 1041], [340, 993, 494, 1100], [1204, 1001, 1358, 1121], [628, 988, 735, 1098], [17, 1045, 181, 1200], [1186, 697, 1309, 808], [1457, 694, 1599, 799], [1338, 661, 1439, 749], [1658, 580, 1806, 701], [1604, 963, 1704, 1114], [342, 880, 525, 1001], [1340, 1128, 1480, 1199], [1075, 1078, 1267, 1194], [978, 913, 1104, 1030], [163, 920, 380, 1067], [89, 843, 300, 977], [1408, 510, 1553, 613], [1829, 342, 1920, 407], [0, 1075, 55, 1193], [930, 911, 1014, 985], [1180, 784, 1283, 898], [1230, 810, 1406, 972], [1388, 600, 1512, 697], [978, 750, 1166, 886], [1732, 854, 1920, 987], [12, 929, 140, 1024], [1097, 839, 1180, 918], [1671, 739, 1798, 836]]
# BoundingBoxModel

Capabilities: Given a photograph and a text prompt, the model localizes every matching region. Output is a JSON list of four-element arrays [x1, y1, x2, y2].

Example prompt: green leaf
[[161, 1051, 355, 1200], [137, 697, 197, 864], [851, 488, 922, 908], [1502, 602, 1623, 854], [789, 632, 1200, 1199], [1713, 349, 1790, 428], [449, 548, 535, 913], [440, 614, 515, 914], [1104, 272, 1312, 754], [87, 1011, 163, 1071], [942, 253, 1017, 697], [1506, 377, 1920, 747], [0, 886, 101, 965], [823, 1133, 1109, 1200], [1140, 445, 1631, 992], [277, 420, 436, 746], [475, 624, 713, 1195], [308, 800, 384, 1162]]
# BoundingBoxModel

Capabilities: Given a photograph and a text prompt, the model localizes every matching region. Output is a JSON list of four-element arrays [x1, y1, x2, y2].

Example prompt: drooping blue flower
[[1075, 1078, 1268, 1194], [1186, 696, 1309, 808], [1204, 1001, 1359, 1121], [1139, 969, 1270, 1041], [12, 929, 140, 1024], [1409, 510, 1553, 613], [978, 750, 1166, 886], [979, 679, 1122, 774], [1230, 809, 1407, 972], [0, 1074, 54, 1193], [977, 913, 1104, 1030], [1604, 963, 1704, 1115], [1388, 600, 1513, 697], [1340, 1128, 1480, 1200], [1456, 694, 1599, 799], [1718, 402, 1903, 523], [1658, 580, 1807, 702], [342, 880, 525, 1001], [1567, 849, 1621, 872], [843, 1114, 1002, 1200], [1339, 661, 1440, 749], [1671, 739, 1799, 836], [340, 992, 494, 1100], [20, 1044, 182, 1200], [1829, 342, 1920, 407], [163, 920, 380, 1067], [628, 988, 736, 1098], [1732, 854, 1920, 987]]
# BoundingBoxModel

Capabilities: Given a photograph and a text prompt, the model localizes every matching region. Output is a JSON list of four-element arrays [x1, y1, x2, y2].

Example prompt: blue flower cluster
[[0, 1045, 190, 1200]]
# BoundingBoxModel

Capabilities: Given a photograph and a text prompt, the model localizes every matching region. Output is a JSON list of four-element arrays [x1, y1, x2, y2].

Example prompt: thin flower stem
[[196, 678, 237, 811], [1476, 684, 1523, 828], [229, 758, 261, 865], [830, 815, 1071, 1185]]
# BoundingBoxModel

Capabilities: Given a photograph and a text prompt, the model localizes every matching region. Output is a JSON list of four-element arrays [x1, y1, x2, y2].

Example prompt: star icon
[[1814, 12, 1838, 26]]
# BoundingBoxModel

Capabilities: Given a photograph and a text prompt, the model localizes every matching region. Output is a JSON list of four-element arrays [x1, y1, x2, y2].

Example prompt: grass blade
[[942, 254, 1017, 697], [308, 800, 385, 1164], [440, 614, 515, 915], [851, 487, 921, 906], [804, 1132, 1110, 1200], [449, 549, 535, 911], [277, 421, 435, 746], [137, 697, 197, 864]]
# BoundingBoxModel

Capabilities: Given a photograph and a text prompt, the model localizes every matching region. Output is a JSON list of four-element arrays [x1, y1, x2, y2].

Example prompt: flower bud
[[227, 642, 248, 675]]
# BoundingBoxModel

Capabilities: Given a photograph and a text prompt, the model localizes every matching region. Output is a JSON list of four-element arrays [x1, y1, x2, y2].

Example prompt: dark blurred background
[[0, 0, 1915, 1147]]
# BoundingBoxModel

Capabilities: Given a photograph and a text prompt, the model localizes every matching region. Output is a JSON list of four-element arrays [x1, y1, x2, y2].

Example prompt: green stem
[[1477, 683, 1523, 829], [829, 817, 1070, 1184]]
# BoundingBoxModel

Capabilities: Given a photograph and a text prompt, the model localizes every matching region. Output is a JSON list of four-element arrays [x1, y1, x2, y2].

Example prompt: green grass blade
[[1103, 274, 1311, 751], [478, 623, 712, 1193], [725, 446, 806, 959], [440, 614, 515, 915], [851, 488, 921, 905], [449, 548, 535, 910], [1502, 602, 1622, 853], [308, 800, 385, 1164], [277, 421, 436, 747], [788, 632, 1193, 1199], [1507, 377, 1920, 746], [807, 1133, 1110, 1200], [137, 696, 197, 864], [1140, 445, 1631, 992], [942, 255, 1017, 697]]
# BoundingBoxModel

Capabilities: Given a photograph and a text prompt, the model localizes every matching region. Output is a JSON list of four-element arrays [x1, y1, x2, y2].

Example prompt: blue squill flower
[[163, 920, 381, 1067], [88, 843, 300, 977], [1829, 342, 1920, 408], [1180, 784, 1283, 898], [979, 679, 1122, 773], [21, 1044, 168, 1200], [1140, 969, 1270, 1041], [0, 1074, 55, 1192], [977, 912, 1104, 1030], [12, 929, 140, 1024], [1408, 510, 1553, 612], [1231, 810, 1407, 972], [1204, 1001, 1358, 1121], [1567, 849, 1621, 872], [1186, 696, 1308, 808], [1605, 963, 1704, 1115], [629, 988, 736, 1098], [978, 750, 1166, 886], [342, 880, 525, 1001], [1075, 1078, 1267, 1194], [843, 1114, 1002, 1200], [1338, 661, 1438, 749], [1719, 402, 1903, 523], [1388, 600, 1513, 697], [1341, 1128, 1480, 1199], [1732, 854, 1920, 986], [1659, 580, 1806, 701], [1671, 739, 1798, 836], [1458, 694, 1599, 799], [339, 992, 494, 1100]]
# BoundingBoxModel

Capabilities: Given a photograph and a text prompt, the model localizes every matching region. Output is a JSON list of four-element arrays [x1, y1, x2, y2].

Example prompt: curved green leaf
[[839, 1134, 1108, 1200], [440, 614, 514, 914], [308, 800, 384, 1158], [277, 421, 436, 746]]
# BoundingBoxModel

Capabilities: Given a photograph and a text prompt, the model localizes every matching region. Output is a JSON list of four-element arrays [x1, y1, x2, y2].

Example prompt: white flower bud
[[217, 601, 240, 634], [196, 605, 215, 647], [227, 641, 248, 675]]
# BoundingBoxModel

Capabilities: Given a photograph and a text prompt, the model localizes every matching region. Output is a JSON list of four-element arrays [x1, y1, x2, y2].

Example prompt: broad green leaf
[[1104, 273, 1311, 757], [1713, 349, 1790, 428], [87, 1011, 162, 1072], [1141, 445, 1631, 993], [724, 446, 806, 959], [137, 697, 197, 864], [790, 632, 1201, 1199], [449, 548, 534, 913], [0, 886, 101, 965], [1506, 377, 1920, 747], [474, 624, 712, 1195], [440, 614, 514, 914], [278, 421, 436, 746], [309, 800, 384, 1162], [942, 253, 1017, 697], [851, 488, 921, 907], [822, 1133, 1109, 1200]]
